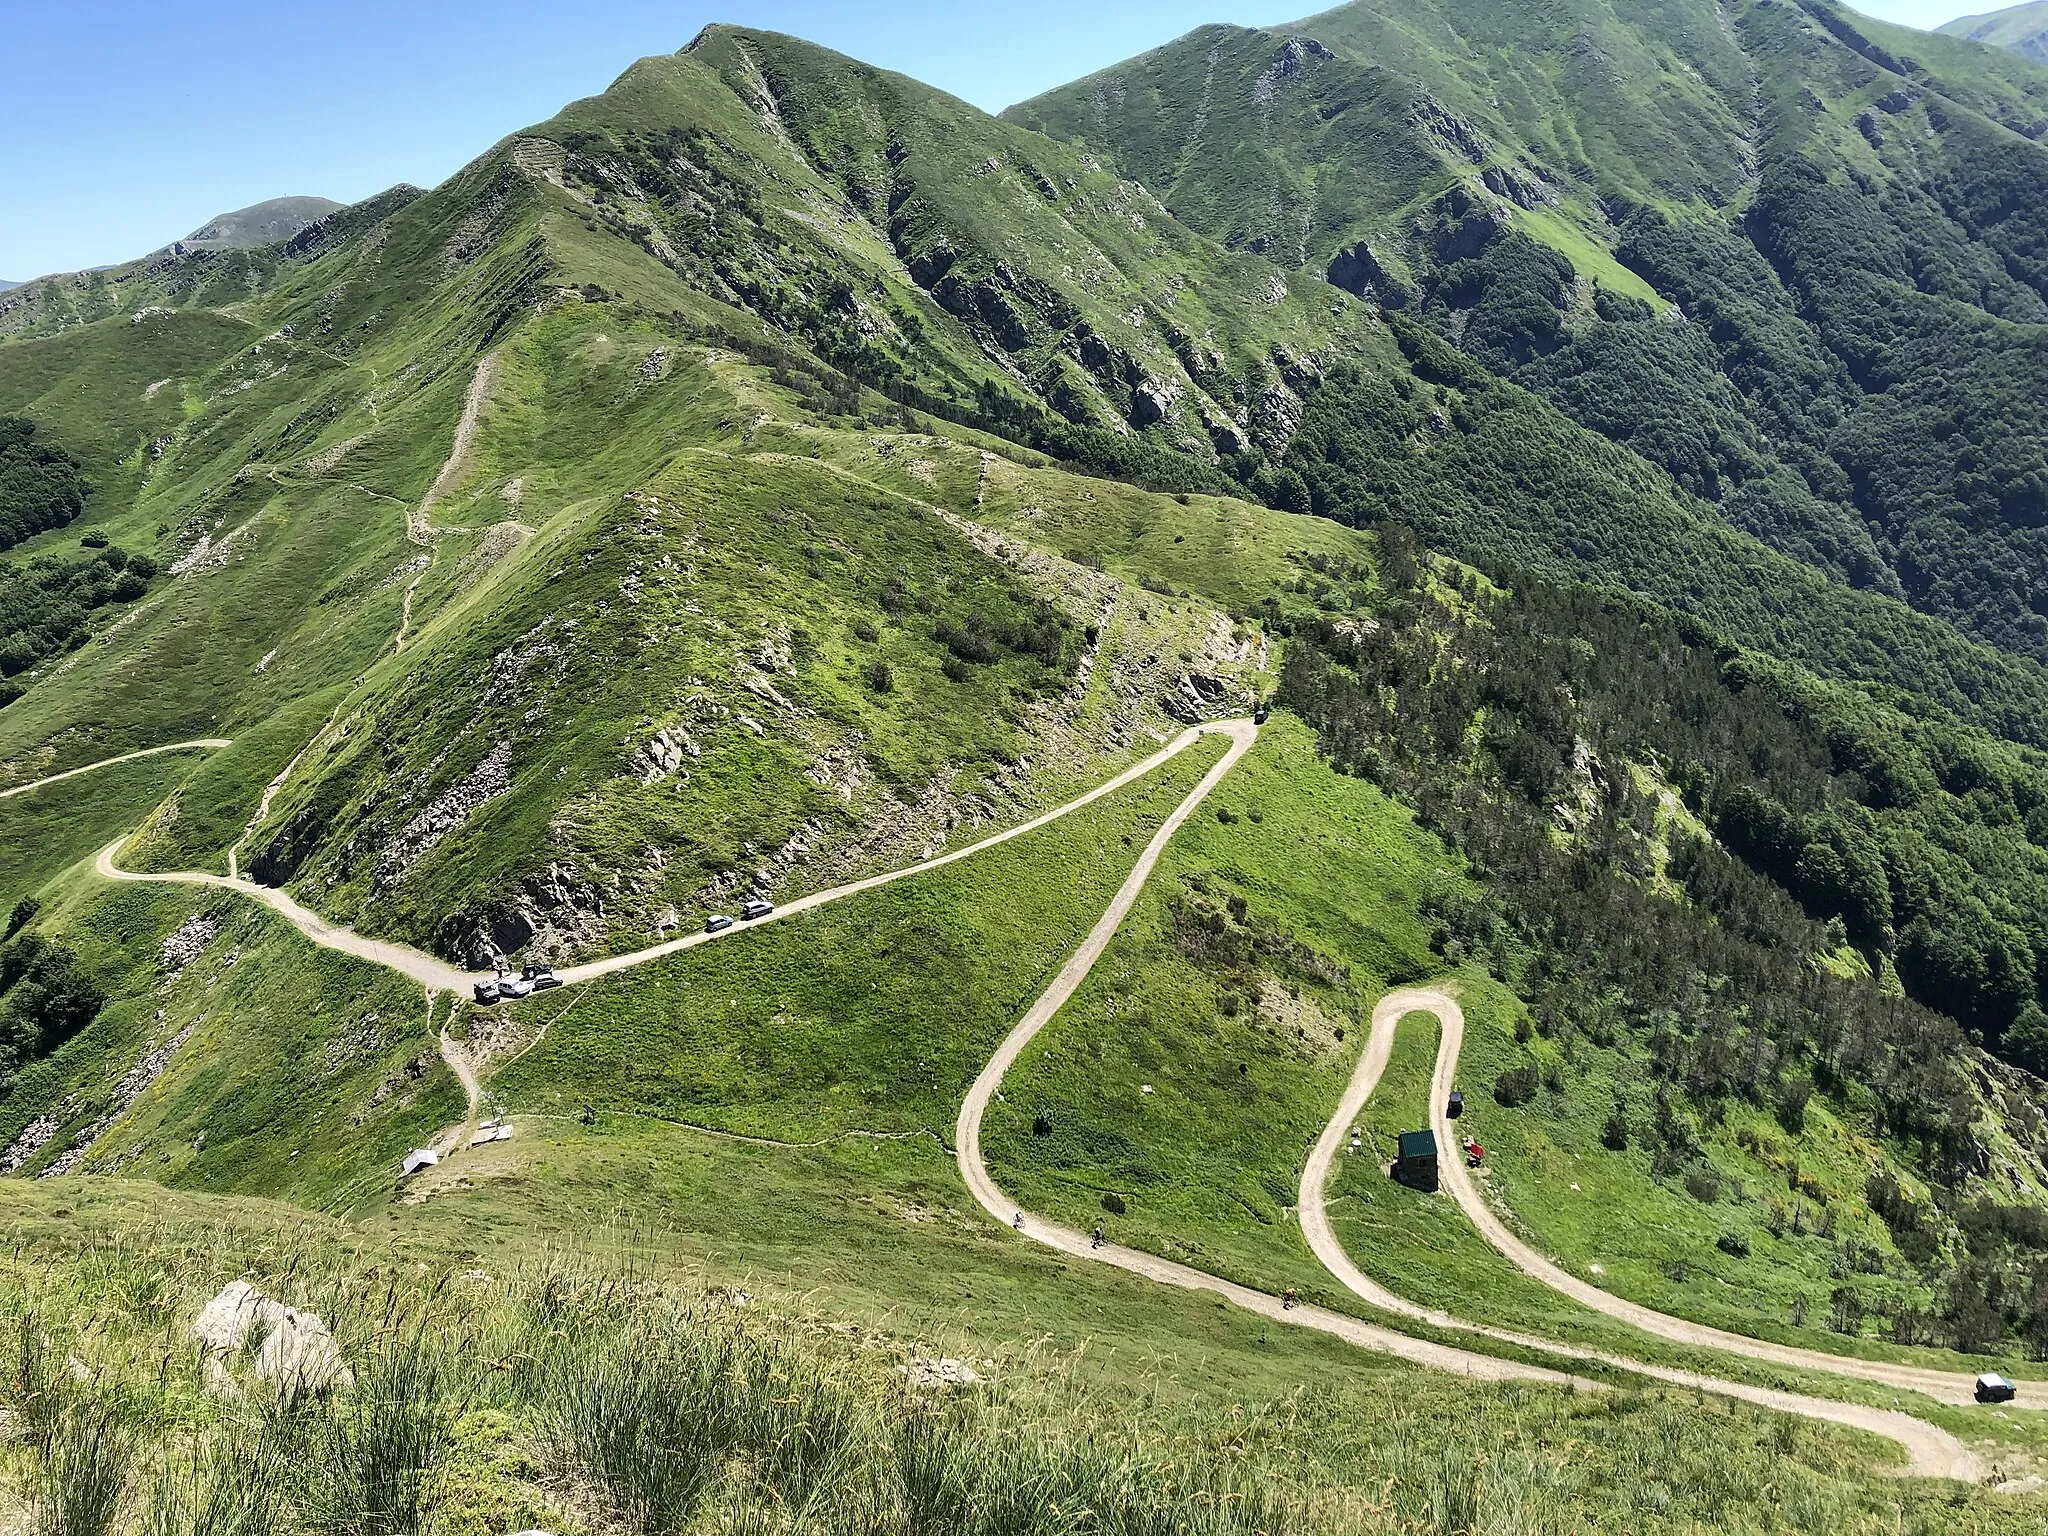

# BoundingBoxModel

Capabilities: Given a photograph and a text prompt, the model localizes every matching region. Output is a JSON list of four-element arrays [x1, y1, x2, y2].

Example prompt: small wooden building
[[1394, 1129, 1439, 1191]]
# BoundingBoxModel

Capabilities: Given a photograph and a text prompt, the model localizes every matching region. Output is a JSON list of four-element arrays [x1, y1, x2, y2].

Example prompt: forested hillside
[[1010, 0, 2048, 669]]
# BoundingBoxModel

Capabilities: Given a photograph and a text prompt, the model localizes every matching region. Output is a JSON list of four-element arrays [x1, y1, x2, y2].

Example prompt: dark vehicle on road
[[705, 913, 734, 933], [1977, 1372, 2018, 1403], [523, 962, 561, 990], [1447, 1090, 1464, 1119], [742, 898, 774, 920]]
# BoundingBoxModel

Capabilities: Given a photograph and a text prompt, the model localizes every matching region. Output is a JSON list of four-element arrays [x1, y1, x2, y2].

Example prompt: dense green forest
[[1274, 532, 2048, 1350], [0, 542, 156, 705], [0, 417, 88, 552], [0, 928, 101, 1101], [1007, 0, 2048, 679], [1272, 319, 2048, 746]]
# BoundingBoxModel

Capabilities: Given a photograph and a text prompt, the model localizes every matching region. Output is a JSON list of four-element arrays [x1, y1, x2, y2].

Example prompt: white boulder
[[192, 1281, 351, 1398]]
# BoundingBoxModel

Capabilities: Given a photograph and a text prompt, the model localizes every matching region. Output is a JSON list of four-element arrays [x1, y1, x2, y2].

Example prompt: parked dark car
[[742, 898, 774, 920], [1977, 1372, 2018, 1403], [705, 913, 734, 933], [523, 962, 561, 990], [472, 978, 500, 1006], [1447, 1090, 1464, 1119]]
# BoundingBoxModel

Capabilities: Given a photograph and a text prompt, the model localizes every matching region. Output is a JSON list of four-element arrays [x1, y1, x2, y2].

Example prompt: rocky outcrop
[[1326, 241, 1415, 308], [436, 860, 608, 968], [193, 1281, 351, 1401], [1131, 376, 1182, 426], [1426, 185, 1511, 263], [1412, 96, 1490, 164], [39, 1023, 197, 1177], [1482, 164, 1558, 211], [1254, 36, 1334, 103], [375, 741, 514, 888]]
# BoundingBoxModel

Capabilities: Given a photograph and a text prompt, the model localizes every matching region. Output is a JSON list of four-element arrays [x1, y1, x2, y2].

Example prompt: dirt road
[[1374, 988, 2037, 1417], [1, 739, 230, 800], [97, 720, 1246, 995], [1299, 990, 1983, 1480], [96, 840, 476, 992], [953, 719, 1595, 1390]]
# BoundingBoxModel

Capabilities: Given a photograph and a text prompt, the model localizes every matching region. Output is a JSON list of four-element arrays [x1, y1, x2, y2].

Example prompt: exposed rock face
[[1412, 95, 1490, 163], [1131, 376, 1182, 425], [1427, 184, 1511, 262], [636, 723, 702, 785], [1326, 242, 1414, 308], [1255, 36, 1334, 107], [436, 861, 608, 969], [375, 741, 514, 887], [192, 1281, 351, 1400], [1482, 163, 1558, 210]]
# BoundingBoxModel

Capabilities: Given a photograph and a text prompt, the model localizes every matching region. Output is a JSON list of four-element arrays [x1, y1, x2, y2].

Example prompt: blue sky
[[0, 0, 1994, 281]]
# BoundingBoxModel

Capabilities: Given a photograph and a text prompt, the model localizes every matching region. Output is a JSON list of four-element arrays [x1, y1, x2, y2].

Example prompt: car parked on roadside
[[705, 913, 734, 933], [523, 962, 561, 990], [1977, 1372, 2018, 1403], [472, 978, 500, 1006], [742, 898, 774, 920], [498, 973, 534, 1000]]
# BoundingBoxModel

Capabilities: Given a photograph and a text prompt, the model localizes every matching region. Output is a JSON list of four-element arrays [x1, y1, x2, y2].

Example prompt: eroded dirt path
[[1299, 989, 1983, 1480], [0, 739, 230, 800]]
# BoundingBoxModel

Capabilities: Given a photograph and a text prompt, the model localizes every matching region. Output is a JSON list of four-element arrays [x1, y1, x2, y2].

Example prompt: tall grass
[[11, 1315, 135, 1536], [35, 1397, 133, 1536], [141, 1432, 284, 1536], [288, 1337, 455, 1536], [0, 1233, 2005, 1536]]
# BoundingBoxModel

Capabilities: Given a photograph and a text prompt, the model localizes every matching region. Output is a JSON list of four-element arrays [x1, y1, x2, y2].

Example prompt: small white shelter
[[401, 1148, 440, 1178]]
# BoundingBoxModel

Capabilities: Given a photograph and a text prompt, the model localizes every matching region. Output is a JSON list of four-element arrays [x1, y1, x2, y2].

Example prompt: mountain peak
[[181, 195, 344, 251]]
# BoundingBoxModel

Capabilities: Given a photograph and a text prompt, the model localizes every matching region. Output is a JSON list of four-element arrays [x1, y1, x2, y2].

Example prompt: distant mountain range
[[1940, 0, 2048, 64], [1, 197, 341, 288]]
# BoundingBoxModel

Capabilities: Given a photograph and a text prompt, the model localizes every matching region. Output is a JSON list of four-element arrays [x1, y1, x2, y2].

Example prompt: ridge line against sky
[[0, 0, 2007, 282]]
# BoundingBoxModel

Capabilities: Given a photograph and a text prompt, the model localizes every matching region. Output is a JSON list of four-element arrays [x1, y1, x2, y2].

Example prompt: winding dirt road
[[954, 720, 1593, 1390], [953, 729, 1979, 1480], [1298, 990, 1984, 1479], [96, 719, 1246, 994], [1, 739, 230, 800], [70, 721, 1989, 1475], [1367, 990, 2039, 1413]]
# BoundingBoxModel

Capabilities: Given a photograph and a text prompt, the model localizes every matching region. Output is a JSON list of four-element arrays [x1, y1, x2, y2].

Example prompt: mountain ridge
[[2, 18, 2048, 1526], [1940, 0, 2048, 66], [1007, 0, 2048, 668]]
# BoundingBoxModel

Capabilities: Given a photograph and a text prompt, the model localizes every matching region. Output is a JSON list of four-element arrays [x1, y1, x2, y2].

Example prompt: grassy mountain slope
[[1008, 0, 2048, 672], [5, 23, 2048, 1523]]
